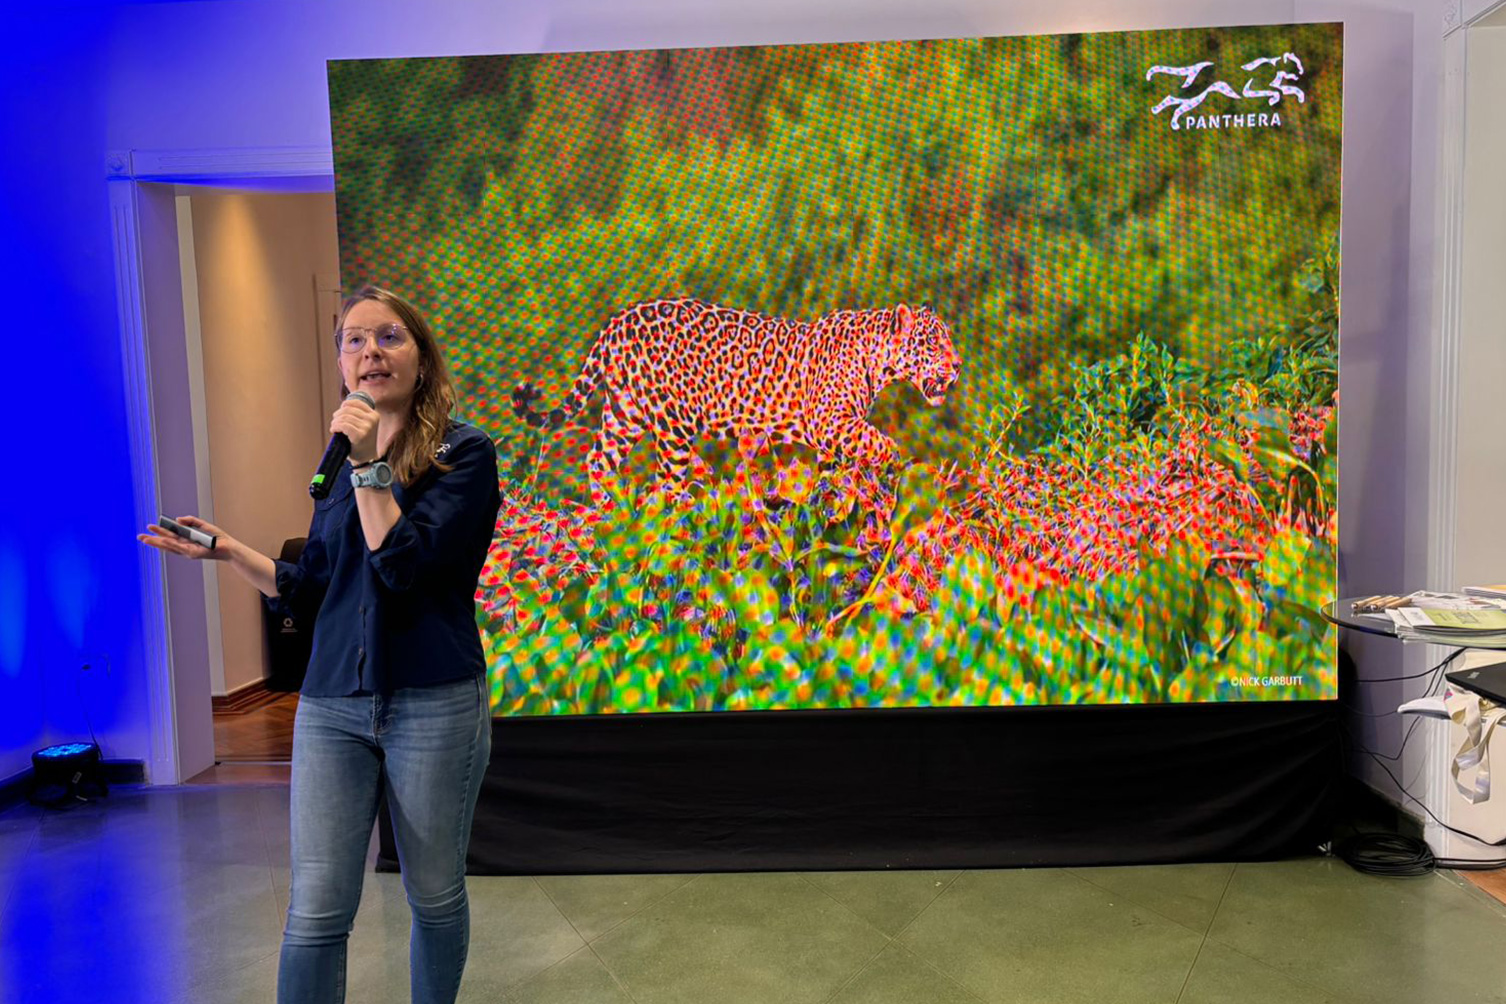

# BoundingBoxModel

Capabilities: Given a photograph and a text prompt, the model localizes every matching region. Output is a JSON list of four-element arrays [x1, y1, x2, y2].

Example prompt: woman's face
[[336, 299, 421, 411]]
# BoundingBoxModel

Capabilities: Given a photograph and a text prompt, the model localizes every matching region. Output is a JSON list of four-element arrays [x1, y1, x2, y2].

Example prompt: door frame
[[109, 145, 334, 784]]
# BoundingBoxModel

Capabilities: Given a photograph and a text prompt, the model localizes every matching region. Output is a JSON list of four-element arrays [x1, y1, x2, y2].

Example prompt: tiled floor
[[2, 783, 1505, 1004]]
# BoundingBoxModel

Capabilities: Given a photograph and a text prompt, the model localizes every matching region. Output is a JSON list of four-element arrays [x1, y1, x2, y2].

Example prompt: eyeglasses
[[336, 323, 411, 354]]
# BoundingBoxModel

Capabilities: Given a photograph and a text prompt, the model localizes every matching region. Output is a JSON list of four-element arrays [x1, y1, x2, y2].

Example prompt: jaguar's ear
[[890, 303, 915, 347]]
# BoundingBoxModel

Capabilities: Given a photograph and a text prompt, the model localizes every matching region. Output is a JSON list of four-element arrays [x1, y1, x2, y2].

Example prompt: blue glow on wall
[[46, 537, 98, 652], [1, 7, 145, 776], [0, 546, 23, 679]]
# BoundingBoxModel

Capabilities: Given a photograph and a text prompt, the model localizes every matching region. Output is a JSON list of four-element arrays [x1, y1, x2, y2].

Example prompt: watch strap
[[350, 460, 394, 489]]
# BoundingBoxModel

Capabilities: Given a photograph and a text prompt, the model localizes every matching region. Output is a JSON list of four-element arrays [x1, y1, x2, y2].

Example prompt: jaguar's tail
[[511, 336, 607, 432]]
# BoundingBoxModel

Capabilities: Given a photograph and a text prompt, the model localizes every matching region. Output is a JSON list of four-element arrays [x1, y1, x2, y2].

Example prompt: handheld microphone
[[309, 390, 375, 499]]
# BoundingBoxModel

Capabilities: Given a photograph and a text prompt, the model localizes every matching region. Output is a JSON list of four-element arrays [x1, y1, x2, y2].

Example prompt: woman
[[140, 286, 501, 1004]]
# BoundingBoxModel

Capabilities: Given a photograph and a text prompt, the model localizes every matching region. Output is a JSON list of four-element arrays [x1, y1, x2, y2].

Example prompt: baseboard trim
[[103, 759, 147, 785], [212, 678, 283, 716]]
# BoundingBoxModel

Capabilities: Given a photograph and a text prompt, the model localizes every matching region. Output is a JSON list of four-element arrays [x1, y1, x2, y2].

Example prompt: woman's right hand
[[138, 515, 234, 562]]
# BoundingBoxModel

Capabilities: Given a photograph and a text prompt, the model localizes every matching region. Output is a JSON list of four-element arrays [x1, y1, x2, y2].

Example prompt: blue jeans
[[276, 675, 492, 1004]]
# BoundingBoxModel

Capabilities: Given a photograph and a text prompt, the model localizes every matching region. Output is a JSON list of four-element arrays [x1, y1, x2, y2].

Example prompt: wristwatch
[[350, 460, 394, 490]]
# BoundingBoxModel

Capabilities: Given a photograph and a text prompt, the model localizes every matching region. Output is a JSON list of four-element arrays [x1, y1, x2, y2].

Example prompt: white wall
[[103, 0, 551, 153], [1464, 0, 1506, 23], [1454, 20, 1506, 589], [75, 0, 1453, 791], [1434, 9, 1506, 857]]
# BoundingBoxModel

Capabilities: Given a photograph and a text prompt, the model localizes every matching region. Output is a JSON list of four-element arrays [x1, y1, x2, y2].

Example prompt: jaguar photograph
[[328, 21, 1344, 715]]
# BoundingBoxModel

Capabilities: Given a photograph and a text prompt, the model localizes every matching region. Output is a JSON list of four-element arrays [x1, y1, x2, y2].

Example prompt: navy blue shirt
[[274, 421, 501, 696]]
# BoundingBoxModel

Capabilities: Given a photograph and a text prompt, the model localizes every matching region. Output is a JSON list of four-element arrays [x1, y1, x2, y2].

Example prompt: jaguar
[[511, 298, 960, 499]]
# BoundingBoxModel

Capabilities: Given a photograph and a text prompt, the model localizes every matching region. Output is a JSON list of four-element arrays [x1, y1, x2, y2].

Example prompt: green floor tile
[[828, 942, 983, 1004], [0, 813, 36, 889], [1208, 858, 1506, 1004], [897, 868, 1204, 1004], [590, 872, 888, 1004], [341, 875, 420, 1004], [271, 865, 291, 920], [0, 805, 39, 874], [446, 877, 588, 998], [5, 857, 284, 1002], [111, 864, 284, 991], [338, 874, 587, 1002], [168, 951, 281, 1004], [535, 872, 697, 941], [803, 870, 958, 936], [1178, 940, 1342, 1004], [1067, 863, 1234, 934], [499, 945, 635, 1004]]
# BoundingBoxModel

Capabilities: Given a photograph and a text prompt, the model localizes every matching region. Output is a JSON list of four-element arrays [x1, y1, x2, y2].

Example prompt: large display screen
[[329, 22, 1342, 715]]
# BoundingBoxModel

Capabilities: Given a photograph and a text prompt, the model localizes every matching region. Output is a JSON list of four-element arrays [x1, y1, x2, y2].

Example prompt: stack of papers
[[1408, 590, 1506, 612], [1462, 584, 1506, 600], [1350, 590, 1506, 625], [1387, 606, 1506, 647]]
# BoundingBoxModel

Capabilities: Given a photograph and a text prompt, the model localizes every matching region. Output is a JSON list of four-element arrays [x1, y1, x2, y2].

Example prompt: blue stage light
[[30, 741, 107, 807], [36, 742, 95, 759]]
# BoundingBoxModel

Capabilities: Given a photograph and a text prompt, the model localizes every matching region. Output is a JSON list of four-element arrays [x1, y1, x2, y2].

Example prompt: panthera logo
[[1147, 53, 1305, 131]]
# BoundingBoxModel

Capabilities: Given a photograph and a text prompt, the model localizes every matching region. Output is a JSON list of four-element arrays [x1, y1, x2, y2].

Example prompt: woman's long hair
[[335, 285, 455, 485]]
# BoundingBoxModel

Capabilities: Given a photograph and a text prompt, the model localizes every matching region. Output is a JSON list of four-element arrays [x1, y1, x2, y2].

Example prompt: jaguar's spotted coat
[[512, 298, 960, 497]]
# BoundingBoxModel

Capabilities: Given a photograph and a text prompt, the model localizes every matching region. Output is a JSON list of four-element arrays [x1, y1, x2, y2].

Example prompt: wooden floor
[[213, 692, 297, 762], [186, 761, 291, 785], [1463, 868, 1506, 907]]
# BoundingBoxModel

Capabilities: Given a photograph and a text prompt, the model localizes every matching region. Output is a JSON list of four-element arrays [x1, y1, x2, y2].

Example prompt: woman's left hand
[[331, 395, 380, 465]]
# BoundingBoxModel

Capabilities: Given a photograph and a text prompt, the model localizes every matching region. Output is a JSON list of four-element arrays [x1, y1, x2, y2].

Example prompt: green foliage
[[1210, 233, 1341, 413], [484, 349, 1339, 714], [1036, 333, 1202, 467]]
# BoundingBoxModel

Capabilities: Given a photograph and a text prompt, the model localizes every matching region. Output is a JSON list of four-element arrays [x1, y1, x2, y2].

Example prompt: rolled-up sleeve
[[367, 432, 500, 593], [272, 525, 331, 622]]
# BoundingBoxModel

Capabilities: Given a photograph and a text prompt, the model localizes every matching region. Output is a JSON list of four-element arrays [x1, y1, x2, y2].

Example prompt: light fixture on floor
[[29, 742, 108, 808]]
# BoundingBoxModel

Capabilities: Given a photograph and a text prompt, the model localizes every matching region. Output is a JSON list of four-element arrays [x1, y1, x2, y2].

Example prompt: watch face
[[353, 461, 394, 489]]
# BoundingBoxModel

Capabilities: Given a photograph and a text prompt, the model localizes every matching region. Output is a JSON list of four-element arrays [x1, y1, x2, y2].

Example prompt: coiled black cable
[[1333, 832, 1436, 877]]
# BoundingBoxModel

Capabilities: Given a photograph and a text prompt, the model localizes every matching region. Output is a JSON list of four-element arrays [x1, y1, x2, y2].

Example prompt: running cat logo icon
[[1147, 52, 1305, 131]]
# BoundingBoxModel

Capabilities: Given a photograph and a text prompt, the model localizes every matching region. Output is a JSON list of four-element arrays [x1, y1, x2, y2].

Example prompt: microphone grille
[[348, 390, 376, 407]]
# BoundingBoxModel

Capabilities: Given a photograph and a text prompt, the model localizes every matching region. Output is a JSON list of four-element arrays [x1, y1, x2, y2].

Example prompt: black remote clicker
[[158, 515, 217, 550]]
